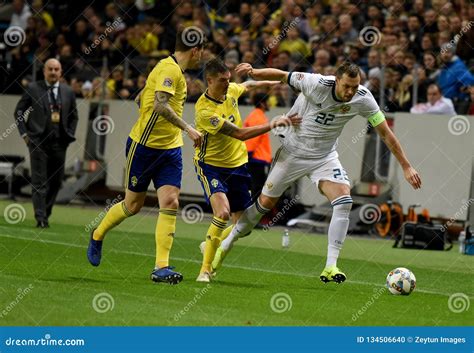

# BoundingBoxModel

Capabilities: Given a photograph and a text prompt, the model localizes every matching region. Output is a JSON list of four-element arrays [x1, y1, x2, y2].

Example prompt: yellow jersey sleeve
[[154, 63, 181, 96], [196, 106, 226, 135], [228, 83, 246, 98]]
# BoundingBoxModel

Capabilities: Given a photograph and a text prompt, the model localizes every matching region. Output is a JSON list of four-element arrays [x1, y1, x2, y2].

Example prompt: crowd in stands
[[1, 0, 473, 114]]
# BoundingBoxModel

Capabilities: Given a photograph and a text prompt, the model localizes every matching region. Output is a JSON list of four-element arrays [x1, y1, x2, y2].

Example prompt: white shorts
[[262, 147, 351, 198]]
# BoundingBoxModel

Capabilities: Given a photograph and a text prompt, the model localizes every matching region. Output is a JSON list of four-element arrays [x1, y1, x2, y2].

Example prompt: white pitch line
[[0, 232, 470, 298]]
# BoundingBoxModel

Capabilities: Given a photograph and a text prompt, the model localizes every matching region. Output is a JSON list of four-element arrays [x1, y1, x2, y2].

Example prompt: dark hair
[[204, 58, 229, 79], [175, 26, 206, 52], [253, 93, 268, 108], [428, 83, 442, 94], [335, 62, 360, 78]]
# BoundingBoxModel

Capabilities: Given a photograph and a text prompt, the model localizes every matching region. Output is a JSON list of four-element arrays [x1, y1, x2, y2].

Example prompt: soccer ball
[[386, 267, 416, 295]]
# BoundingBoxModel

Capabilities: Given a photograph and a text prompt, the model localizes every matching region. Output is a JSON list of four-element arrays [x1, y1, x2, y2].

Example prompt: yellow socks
[[155, 208, 177, 269], [220, 225, 233, 241], [200, 217, 227, 273], [93, 201, 133, 241]]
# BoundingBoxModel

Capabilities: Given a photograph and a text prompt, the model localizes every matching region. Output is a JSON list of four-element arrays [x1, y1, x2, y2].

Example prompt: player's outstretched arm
[[154, 91, 202, 147], [374, 121, 422, 189], [240, 80, 281, 92], [235, 63, 289, 83], [219, 113, 301, 141]]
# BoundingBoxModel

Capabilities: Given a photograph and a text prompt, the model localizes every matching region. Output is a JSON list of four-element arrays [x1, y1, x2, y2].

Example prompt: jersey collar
[[170, 54, 184, 73], [331, 83, 345, 103], [204, 90, 225, 104]]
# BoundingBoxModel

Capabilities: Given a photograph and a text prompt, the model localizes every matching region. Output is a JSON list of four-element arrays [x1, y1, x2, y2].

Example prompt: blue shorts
[[125, 137, 182, 192], [194, 160, 252, 213]]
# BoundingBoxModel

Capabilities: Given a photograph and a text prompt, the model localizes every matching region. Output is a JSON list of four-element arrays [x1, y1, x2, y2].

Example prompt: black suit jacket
[[14, 81, 78, 144]]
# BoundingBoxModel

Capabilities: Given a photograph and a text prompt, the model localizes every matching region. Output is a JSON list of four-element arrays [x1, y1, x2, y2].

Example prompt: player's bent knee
[[161, 197, 179, 210], [214, 210, 230, 221], [125, 200, 143, 215]]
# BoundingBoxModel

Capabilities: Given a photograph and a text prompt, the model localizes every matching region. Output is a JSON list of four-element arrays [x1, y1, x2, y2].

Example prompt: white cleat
[[199, 241, 206, 254], [196, 271, 212, 283]]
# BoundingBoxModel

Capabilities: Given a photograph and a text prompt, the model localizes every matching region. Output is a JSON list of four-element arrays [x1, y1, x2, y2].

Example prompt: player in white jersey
[[211, 62, 422, 284]]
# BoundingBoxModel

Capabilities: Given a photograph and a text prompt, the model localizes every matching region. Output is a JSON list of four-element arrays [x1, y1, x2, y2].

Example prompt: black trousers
[[28, 141, 67, 222], [248, 162, 269, 202]]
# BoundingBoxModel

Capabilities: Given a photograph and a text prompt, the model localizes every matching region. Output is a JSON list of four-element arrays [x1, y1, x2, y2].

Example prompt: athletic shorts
[[125, 137, 182, 192], [194, 160, 252, 212], [262, 147, 350, 198]]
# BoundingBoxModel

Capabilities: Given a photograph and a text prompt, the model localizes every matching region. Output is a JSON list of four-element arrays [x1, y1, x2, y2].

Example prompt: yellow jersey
[[129, 55, 186, 149], [194, 83, 248, 168]]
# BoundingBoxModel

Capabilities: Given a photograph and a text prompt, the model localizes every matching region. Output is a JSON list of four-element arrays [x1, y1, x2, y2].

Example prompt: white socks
[[221, 199, 270, 251], [325, 195, 353, 268]]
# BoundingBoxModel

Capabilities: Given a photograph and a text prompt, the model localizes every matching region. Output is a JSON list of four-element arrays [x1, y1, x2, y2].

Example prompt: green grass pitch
[[0, 200, 472, 326]]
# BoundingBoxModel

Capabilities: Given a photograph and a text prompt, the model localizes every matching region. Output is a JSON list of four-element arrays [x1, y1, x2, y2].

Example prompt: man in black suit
[[15, 58, 78, 228]]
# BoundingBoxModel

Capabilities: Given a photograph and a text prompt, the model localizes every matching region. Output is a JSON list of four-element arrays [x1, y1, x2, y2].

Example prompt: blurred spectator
[[394, 74, 414, 112], [438, 44, 474, 101], [410, 84, 456, 115], [10, 0, 32, 29], [278, 27, 309, 58], [338, 14, 358, 43], [364, 67, 382, 96], [423, 52, 441, 81], [1, 0, 473, 112], [367, 49, 381, 72], [31, 0, 54, 31], [423, 9, 438, 34]]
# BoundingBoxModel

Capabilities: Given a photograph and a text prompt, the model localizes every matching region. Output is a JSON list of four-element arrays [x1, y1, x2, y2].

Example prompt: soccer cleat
[[320, 266, 347, 284], [196, 271, 212, 283], [199, 241, 206, 254], [150, 266, 183, 285], [211, 247, 227, 272], [87, 228, 103, 267]]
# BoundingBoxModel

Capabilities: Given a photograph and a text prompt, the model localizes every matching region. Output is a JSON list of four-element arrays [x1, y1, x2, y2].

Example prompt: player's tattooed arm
[[154, 91, 202, 147], [218, 113, 301, 141], [235, 63, 289, 83]]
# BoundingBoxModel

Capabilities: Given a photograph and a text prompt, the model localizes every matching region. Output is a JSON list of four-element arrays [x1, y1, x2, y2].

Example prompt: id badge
[[51, 111, 60, 123]]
